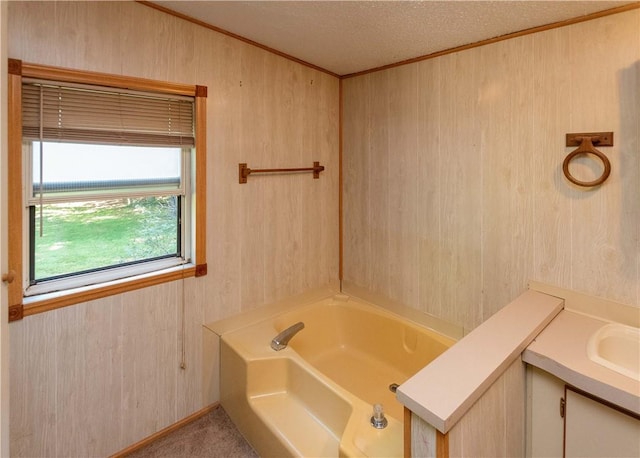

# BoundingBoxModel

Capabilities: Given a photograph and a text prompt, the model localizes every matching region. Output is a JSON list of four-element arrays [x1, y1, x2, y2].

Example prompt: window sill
[[20, 264, 199, 318]]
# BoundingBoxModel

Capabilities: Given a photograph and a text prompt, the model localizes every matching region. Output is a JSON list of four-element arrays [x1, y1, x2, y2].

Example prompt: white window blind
[[22, 79, 194, 147], [26, 142, 186, 204]]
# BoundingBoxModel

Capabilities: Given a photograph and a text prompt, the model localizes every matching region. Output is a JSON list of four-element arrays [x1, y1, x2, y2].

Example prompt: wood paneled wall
[[447, 359, 526, 456], [6, 3, 639, 456], [343, 9, 640, 332], [6, 2, 339, 456]]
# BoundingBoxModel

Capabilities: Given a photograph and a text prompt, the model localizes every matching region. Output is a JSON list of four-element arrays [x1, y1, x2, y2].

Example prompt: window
[[27, 142, 189, 295], [7, 60, 207, 320]]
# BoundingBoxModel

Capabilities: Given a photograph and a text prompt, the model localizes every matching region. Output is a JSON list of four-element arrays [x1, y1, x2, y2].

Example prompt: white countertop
[[396, 289, 564, 433], [523, 309, 640, 415]]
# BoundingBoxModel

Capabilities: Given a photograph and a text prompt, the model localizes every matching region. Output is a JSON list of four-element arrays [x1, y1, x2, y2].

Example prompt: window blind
[[22, 80, 195, 147]]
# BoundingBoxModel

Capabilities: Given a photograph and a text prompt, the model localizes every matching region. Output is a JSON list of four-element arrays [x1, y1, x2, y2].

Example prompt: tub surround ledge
[[396, 289, 564, 433]]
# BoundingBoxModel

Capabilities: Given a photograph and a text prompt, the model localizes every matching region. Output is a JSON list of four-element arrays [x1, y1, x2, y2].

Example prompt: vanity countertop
[[523, 309, 640, 415]]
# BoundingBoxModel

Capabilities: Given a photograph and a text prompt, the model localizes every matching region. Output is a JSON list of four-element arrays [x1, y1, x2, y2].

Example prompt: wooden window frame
[[7, 59, 207, 321]]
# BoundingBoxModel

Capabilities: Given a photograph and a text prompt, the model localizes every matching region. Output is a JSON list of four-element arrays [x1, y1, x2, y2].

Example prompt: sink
[[587, 323, 640, 381]]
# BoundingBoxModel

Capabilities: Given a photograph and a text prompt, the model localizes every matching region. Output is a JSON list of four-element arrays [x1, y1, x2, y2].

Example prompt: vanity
[[524, 310, 639, 457], [397, 282, 639, 458]]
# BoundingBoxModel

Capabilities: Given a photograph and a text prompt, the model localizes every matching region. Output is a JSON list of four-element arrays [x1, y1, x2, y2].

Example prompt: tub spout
[[271, 322, 305, 351]]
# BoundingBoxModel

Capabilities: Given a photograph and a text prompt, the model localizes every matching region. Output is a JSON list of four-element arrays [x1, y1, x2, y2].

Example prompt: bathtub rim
[[205, 284, 463, 342]]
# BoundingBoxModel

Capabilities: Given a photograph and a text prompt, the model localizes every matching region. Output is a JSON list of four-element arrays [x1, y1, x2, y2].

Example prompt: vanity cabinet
[[527, 366, 640, 458], [564, 386, 640, 457]]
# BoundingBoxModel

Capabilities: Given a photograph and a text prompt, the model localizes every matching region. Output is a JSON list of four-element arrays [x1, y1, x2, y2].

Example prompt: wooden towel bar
[[239, 161, 325, 184]]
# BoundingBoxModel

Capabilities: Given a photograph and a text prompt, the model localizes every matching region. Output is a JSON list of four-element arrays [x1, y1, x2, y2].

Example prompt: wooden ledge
[[397, 289, 563, 433]]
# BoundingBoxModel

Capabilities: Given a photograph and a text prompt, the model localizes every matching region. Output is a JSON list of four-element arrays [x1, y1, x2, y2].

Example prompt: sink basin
[[587, 323, 640, 381]]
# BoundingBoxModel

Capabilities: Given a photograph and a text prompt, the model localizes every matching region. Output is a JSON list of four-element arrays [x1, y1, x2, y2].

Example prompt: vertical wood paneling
[[637, 11, 640, 307], [437, 51, 483, 330], [342, 76, 371, 287], [368, 70, 390, 294], [411, 413, 437, 457], [448, 365, 504, 456], [54, 2, 123, 73], [503, 359, 526, 454], [7, 2, 339, 456], [9, 315, 57, 457], [478, 36, 535, 321], [324, 71, 341, 286], [342, 9, 639, 333], [532, 28, 573, 289], [446, 359, 525, 457], [416, 59, 442, 318], [387, 64, 420, 306], [239, 44, 267, 310], [300, 66, 320, 291], [176, 276, 204, 419], [121, 284, 179, 447], [55, 297, 123, 457], [301, 69, 339, 290], [318, 70, 340, 286], [119, 3, 174, 81], [6, 1, 56, 65], [169, 14, 197, 84], [567, 13, 639, 305], [262, 56, 304, 304], [204, 33, 244, 323]]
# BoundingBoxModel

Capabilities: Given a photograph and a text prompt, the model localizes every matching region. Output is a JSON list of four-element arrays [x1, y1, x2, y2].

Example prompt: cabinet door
[[527, 367, 564, 457], [564, 387, 640, 458]]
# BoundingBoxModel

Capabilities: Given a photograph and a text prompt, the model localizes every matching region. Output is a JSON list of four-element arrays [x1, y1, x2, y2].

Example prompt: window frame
[[7, 59, 207, 321]]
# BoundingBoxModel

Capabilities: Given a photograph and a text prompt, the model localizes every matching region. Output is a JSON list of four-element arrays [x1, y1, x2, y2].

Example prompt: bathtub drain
[[389, 383, 399, 393]]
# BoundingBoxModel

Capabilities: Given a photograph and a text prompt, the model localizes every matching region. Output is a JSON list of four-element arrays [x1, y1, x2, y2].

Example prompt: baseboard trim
[[111, 403, 219, 457]]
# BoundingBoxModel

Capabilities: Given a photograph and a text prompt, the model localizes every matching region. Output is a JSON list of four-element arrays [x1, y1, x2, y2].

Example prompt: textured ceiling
[[153, 1, 634, 76]]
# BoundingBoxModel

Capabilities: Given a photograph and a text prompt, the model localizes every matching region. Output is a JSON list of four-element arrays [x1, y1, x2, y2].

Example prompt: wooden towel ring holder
[[563, 133, 612, 187]]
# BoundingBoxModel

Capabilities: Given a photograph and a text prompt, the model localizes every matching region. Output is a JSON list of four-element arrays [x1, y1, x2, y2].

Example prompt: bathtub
[[219, 293, 457, 457]]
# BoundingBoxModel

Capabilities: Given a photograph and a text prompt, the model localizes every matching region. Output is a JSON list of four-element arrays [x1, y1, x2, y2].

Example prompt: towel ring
[[562, 136, 611, 187]]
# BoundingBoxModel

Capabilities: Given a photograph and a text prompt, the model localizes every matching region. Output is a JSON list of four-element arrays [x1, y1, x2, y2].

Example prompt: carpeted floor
[[127, 406, 258, 458]]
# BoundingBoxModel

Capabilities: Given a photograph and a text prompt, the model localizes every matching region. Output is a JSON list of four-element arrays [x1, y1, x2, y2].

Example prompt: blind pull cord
[[179, 264, 187, 370], [38, 86, 44, 237]]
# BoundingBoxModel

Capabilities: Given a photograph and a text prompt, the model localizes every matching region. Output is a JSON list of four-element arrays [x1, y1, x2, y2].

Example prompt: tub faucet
[[270, 322, 305, 351]]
